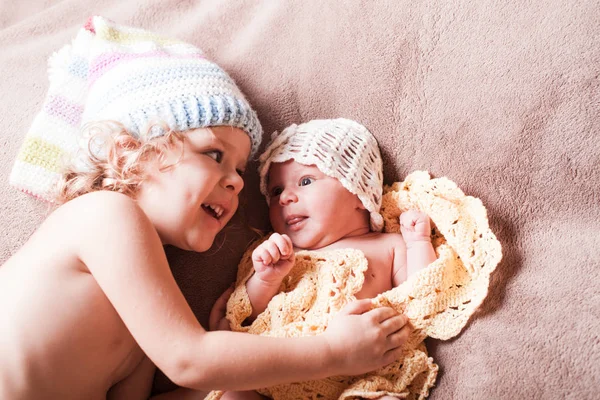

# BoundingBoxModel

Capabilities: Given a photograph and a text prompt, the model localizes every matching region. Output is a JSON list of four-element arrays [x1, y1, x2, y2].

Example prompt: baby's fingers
[[253, 246, 273, 266], [281, 234, 294, 258], [270, 233, 293, 259], [263, 240, 283, 265], [400, 211, 415, 226], [401, 210, 430, 225]]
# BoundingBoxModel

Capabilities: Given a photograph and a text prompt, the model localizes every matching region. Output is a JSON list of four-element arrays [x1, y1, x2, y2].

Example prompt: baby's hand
[[209, 285, 234, 331], [400, 210, 432, 243], [252, 233, 295, 285]]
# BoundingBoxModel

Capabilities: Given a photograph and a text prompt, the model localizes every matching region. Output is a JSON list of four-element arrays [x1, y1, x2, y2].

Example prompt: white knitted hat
[[259, 118, 384, 232]]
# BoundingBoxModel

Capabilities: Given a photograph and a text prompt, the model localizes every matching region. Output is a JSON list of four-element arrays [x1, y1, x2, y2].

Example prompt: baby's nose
[[279, 188, 298, 205]]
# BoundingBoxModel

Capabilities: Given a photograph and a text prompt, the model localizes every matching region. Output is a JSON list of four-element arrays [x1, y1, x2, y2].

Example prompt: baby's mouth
[[202, 203, 225, 220], [286, 215, 307, 228]]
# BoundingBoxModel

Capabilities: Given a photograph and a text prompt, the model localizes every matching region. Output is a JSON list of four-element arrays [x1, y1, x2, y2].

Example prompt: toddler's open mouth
[[202, 203, 224, 220]]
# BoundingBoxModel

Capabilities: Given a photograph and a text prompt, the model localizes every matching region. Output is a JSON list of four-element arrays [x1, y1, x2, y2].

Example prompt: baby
[[219, 119, 438, 399]]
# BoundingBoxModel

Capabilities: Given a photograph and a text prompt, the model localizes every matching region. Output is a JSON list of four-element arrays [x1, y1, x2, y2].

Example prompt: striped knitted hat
[[259, 119, 384, 232], [10, 16, 262, 201]]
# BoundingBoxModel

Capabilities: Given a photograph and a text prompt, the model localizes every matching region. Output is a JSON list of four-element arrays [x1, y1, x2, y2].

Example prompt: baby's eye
[[271, 187, 283, 197], [205, 150, 223, 163], [299, 177, 314, 186], [236, 168, 246, 177]]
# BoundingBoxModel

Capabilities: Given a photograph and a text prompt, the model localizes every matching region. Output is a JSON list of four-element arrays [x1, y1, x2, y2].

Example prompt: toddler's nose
[[222, 171, 244, 194]]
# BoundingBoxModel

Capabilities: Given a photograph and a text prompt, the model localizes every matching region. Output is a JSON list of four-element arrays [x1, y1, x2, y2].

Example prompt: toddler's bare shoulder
[[50, 191, 150, 236]]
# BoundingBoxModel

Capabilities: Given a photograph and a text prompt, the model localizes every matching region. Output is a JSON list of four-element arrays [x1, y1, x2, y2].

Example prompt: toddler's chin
[[186, 233, 218, 253]]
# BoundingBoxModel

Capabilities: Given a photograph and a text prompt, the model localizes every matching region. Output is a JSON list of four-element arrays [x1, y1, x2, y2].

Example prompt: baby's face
[[266, 160, 369, 250]]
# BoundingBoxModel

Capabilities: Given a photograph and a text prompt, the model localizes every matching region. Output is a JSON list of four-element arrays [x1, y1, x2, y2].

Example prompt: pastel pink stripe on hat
[[43, 95, 83, 126], [87, 51, 205, 87]]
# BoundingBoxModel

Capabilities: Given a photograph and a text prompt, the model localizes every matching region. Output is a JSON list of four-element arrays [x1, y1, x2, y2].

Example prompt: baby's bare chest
[[323, 237, 397, 299], [355, 252, 395, 299]]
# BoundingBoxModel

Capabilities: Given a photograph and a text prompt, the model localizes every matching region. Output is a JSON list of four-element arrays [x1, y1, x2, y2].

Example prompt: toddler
[[1, 19, 409, 400], [218, 119, 437, 400]]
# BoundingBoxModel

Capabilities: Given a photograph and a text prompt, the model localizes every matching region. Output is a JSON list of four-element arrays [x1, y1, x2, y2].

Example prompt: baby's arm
[[400, 210, 437, 278], [246, 233, 295, 319], [72, 192, 408, 391], [392, 210, 437, 286]]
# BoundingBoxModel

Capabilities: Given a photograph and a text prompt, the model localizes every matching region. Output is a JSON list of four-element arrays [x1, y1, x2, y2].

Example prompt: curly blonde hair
[[53, 121, 184, 205]]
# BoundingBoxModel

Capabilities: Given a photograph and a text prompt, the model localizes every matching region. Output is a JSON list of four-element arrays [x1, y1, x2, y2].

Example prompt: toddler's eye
[[205, 150, 223, 163], [236, 169, 246, 177], [299, 177, 314, 186], [271, 187, 283, 197]]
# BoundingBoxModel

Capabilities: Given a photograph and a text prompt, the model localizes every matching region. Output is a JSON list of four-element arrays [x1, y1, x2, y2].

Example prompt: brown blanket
[[1, 1, 598, 398]]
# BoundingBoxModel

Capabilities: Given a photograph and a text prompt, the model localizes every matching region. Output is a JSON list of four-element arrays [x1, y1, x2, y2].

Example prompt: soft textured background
[[1, 1, 598, 398]]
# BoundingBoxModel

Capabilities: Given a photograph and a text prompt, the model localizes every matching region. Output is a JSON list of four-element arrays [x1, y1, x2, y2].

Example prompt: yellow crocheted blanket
[[206, 171, 502, 400]]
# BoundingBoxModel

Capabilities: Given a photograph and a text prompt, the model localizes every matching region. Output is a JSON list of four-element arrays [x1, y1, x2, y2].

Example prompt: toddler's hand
[[400, 210, 432, 243], [252, 233, 295, 285], [323, 299, 411, 375]]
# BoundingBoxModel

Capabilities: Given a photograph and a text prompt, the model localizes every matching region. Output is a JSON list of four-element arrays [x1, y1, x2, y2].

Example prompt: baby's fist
[[252, 233, 295, 284], [400, 210, 432, 243]]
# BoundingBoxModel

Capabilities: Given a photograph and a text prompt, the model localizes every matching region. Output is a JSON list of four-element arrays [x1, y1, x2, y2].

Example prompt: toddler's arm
[[72, 192, 409, 391], [246, 233, 295, 319], [393, 210, 437, 286]]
